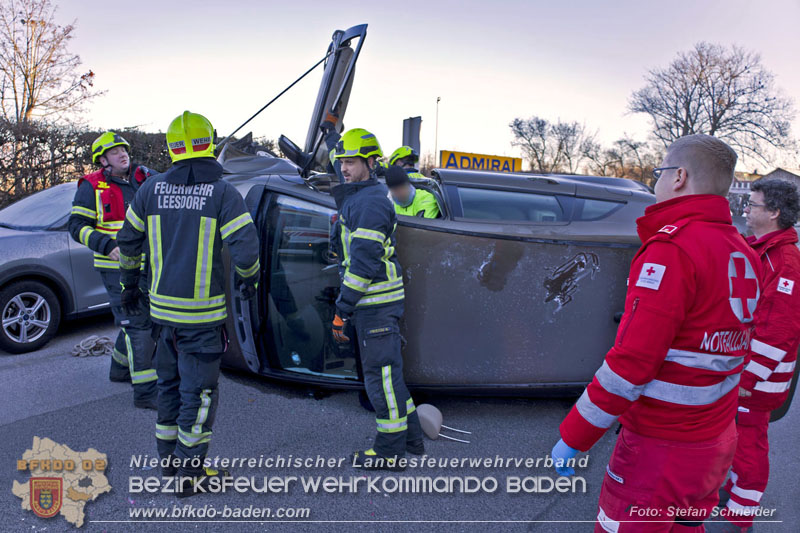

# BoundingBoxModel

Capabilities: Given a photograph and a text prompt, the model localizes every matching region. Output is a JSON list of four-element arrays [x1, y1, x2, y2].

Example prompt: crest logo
[[30, 478, 62, 519], [728, 252, 759, 323]]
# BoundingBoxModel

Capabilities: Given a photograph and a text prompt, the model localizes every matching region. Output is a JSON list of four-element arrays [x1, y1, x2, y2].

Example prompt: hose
[[71, 335, 114, 357]]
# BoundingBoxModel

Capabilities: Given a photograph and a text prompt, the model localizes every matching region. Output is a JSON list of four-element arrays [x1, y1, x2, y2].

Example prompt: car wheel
[[0, 280, 61, 354]]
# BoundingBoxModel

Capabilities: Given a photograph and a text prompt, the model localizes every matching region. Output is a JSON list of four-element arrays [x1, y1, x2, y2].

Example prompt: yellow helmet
[[389, 146, 419, 166], [333, 128, 383, 160], [91, 131, 130, 164], [166, 111, 215, 162]]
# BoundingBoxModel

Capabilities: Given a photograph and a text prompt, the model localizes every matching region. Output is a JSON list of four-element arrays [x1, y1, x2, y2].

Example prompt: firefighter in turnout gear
[[331, 128, 424, 470], [116, 111, 260, 496], [68, 131, 158, 408], [389, 146, 425, 179], [711, 179, 800, 532], [551, 135, 762, 532], [385, 165, 440, 219]]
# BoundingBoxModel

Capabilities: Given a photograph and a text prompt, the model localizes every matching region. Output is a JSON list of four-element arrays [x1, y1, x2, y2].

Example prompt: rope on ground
[[71, 335, 114, 357]]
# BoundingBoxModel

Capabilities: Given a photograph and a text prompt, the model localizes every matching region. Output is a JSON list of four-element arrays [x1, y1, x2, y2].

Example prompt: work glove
[[239, 282, 257, 301], [332, 314, 350, 344], [121, 286, 143, 316], [551, 438, 578, 477]]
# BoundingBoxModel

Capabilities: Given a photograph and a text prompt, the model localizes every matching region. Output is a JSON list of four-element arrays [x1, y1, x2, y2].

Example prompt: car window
[[0, 182, 76, 230], [265, 195, 355, 380], [573, 198, 624, 221], [457, 187, 566, 223]]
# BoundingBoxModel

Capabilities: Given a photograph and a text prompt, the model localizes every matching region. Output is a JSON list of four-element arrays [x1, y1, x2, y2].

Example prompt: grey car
[[0, 182, 108, 353]]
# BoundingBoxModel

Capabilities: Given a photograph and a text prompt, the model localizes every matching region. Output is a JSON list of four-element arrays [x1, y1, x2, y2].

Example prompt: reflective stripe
[[194, 217, 216, 299], [343, 272, 370, 292], [340, 224, 351, 268], [597, 506, 620, 533], [112, 348, 129, 366], [156, 424, 178, 441], [150, 305, 227, 324], [235, 259, 260, 279], [595, 361, 644, 402], [220, 213, 253, 240], [731, 482, 764, 503], [575, 389, 618, 429], [149, 292, 225, 310], [365, 278, 403, 294], [178, 428, 211, 447], [665, 349, 745, 372], [125, 206, 145, 232], [93, 258, 119, 269], [751, 339, 786, 362], [753, 380, 791, 393], [119, 252, 142, 270], [352, 227, 386, 243], [71, 205, 96, 219], [78, 226, 93, 247], [193, 389, 212, 435], [726, 499, 761, 515], [125, 331, 157, 384], [774, 360, 796, 373], [641, 373, 740, 405], [357, 288, 405, 307], [376, 416, 408, 433], [406, 398, 416, 414], [381, 366, 398, 421], [148, 215, 163, 293], [744, 360, 773, 380]]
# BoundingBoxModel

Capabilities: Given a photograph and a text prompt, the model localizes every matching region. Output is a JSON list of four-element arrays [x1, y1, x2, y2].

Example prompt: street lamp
[[435, 96, 441, 167]]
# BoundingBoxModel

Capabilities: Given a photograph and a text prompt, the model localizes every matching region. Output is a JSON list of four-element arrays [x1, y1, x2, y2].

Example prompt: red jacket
[[740, 228, 800, 411], [560, 195, 762, 451]]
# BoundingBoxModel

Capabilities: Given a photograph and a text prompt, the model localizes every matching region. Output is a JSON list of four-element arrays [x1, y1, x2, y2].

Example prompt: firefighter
[[710, 179, 800, 532], [116, 111, 260, 497], [331, 128, 424, 470], [385, 165, 440, 218], [550, 134, 762, 532], [68, 131, 158, 409], [389, 146, 425, 179]]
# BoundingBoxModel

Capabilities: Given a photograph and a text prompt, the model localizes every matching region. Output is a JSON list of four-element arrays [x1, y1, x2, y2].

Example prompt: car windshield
[[0, 182, 77, 231]]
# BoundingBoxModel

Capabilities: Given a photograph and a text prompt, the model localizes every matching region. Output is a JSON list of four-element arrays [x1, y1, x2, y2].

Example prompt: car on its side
[[0, 183, 109, 353]]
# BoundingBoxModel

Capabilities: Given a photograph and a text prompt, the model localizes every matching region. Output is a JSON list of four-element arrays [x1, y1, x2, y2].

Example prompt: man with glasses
[[709, 179, 800, 532], [550, 134, 762, 532]]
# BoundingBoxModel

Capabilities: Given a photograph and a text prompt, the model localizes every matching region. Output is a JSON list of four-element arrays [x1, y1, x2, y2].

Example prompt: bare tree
[[580, 135, 661, 186], [629, 42, 795, 163], [510, 116, 593, 173], [0, 0, 100, 122]]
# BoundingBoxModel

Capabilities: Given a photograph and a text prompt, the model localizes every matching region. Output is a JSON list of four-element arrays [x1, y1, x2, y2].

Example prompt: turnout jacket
[[68, 165, 156, 270], [740, 228, 800, 411], [560, 195, 762, 451], [333, 177, 404, 316], [116, 158, 260, 327]]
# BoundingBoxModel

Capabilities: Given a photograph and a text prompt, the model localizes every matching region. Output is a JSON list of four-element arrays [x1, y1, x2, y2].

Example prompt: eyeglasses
[[743, 200, 766, 209], [652, 166, 679, 180]]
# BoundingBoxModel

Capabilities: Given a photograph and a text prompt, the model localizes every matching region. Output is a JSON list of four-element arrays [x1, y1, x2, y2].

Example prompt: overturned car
[[214, 25, 796, 420]]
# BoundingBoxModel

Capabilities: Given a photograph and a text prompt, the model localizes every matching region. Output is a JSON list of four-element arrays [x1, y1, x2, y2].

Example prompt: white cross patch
[[635, 263, 666, 290], [777, 277, 794, 295]]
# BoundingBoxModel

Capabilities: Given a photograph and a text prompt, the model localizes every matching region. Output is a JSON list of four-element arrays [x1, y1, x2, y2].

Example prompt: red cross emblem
[[728, 252, 759, 323], [646, 267, 656, 276], [784, 280, 790, 287]]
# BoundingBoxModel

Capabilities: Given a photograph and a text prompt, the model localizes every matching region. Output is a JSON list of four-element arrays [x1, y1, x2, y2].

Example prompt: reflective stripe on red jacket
[[560, 195, 762, 451], [740, 228, 800, 411]]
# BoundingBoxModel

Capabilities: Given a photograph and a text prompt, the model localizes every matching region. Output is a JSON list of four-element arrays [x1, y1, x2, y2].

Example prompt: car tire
[[0, 280, 61, 354]]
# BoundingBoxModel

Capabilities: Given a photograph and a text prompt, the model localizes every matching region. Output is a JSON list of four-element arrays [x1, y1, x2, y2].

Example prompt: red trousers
[[720, 408, 771, 529], [595, 420, 737, 533]]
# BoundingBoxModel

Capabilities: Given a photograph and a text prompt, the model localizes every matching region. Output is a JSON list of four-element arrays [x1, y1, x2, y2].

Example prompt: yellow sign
[[440, 150, 523, 173]]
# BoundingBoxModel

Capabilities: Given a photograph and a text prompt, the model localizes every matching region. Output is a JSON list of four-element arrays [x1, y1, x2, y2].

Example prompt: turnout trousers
[[595, 420, 738, 533], [720, 408, 772, 529], [100, 270, 156, 401], [154, 325, 224, 477], [352, 302, 423, 457]]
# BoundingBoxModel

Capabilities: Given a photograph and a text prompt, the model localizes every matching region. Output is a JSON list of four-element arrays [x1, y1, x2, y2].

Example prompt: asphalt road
[[1, 317, 797, 532]]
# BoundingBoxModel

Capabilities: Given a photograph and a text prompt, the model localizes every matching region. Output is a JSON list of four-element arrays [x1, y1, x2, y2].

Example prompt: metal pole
[[434, 96, 441, 167]]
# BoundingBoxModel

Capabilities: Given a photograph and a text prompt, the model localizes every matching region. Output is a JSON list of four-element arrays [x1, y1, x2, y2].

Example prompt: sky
[[56, 0, 800, 170]]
